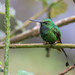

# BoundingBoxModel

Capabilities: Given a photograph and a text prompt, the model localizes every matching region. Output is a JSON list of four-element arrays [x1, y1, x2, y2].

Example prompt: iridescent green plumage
[[40, 18, 61, 44]]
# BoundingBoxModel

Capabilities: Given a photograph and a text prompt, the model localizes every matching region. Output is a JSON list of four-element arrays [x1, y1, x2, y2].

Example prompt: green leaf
[[50, 0, 67, 18], [39, 0, 48, 6], [0, 61, 2, 65], [17, 70, 34, 75], [0, 13, 17, 32], [0, 13, 18, 40], [0, 3, 23, 40]]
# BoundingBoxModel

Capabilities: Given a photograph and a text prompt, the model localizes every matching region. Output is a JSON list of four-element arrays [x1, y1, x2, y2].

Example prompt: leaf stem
[[4, 0, 10, 75]]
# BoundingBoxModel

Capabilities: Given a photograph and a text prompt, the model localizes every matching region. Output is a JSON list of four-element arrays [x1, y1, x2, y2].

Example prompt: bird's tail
[[60, 48, 69, 66], [56, 39, 70, 66]]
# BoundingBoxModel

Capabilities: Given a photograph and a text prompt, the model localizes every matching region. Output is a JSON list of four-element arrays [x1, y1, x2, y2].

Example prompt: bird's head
[[29, 18, 54, 27]]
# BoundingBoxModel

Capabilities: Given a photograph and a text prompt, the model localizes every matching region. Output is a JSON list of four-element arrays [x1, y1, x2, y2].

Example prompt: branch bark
[[55, 16, 75, 27], [59, 65, 75, 75], [0, 43, 75, 49]]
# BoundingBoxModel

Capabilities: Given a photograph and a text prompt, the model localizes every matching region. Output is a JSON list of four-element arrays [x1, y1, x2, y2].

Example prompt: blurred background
[[0, 0, 75, 75]]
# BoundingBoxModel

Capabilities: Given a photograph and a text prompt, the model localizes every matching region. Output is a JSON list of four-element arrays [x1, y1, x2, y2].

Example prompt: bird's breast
[[40, 25, 49, 36], [40, 25, 57, 44]]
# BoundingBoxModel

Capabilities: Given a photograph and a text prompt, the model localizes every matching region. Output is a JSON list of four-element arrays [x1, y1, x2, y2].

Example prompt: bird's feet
[[43, 42, 49, 45], [43, 42, 50, 57]]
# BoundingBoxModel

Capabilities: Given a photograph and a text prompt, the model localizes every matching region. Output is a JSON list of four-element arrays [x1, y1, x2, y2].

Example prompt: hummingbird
[[30, 18, 69, 66]]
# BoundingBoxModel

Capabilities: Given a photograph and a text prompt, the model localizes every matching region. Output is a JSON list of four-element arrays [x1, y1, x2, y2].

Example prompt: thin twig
[[0, 43, 75, 49], [59, 65, 75, 75]]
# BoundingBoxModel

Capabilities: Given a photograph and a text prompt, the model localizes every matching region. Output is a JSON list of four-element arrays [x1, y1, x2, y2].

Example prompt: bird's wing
[[52, 26, 61, 43], [51, 26, 62, 52]]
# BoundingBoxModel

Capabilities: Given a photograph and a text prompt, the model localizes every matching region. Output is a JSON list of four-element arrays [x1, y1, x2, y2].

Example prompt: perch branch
[[55, 16, 75, 27], [59, 65, 75, 75], [0, 16, 75, 44], [0, 43, 75, 49]]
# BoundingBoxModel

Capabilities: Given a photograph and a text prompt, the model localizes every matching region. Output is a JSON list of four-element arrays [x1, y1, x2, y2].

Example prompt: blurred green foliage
[[0, 3, 23, 40], [0, 61, 2, 65], [17, 70, 34, 75], [39, 0, 48, 7], [0, 13, 17, 32], [37, 0, 67, 18], [0, 13, 18, 40], [50, 0, 67, 18]]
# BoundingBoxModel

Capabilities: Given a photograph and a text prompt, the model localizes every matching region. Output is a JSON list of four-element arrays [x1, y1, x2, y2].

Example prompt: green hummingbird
[[30, 18, 69, 66]]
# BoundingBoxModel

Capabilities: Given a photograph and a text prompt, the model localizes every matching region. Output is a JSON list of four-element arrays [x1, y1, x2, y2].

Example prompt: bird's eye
[[43, 22, 48, 25]]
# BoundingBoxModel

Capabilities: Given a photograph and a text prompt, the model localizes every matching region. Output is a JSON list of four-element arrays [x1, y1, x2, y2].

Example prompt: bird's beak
[[29, 19, 41, 23]]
